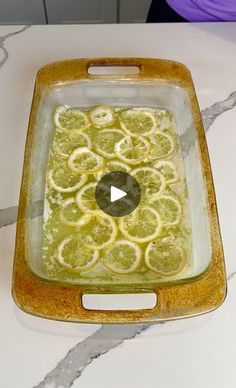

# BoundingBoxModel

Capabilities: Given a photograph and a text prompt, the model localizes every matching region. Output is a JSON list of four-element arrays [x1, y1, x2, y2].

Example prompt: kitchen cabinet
[[0, 0, 46, 24], [119, 0, 151, 23], [45, 0, 117, 24], [0, 0, 151, 25]]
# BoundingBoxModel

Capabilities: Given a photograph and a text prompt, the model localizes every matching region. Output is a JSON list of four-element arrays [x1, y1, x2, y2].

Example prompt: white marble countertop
[[0, 23, 236, 388]]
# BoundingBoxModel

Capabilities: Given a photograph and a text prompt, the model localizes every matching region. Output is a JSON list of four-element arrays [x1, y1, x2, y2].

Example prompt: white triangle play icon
[[110, 186, 127, 203]]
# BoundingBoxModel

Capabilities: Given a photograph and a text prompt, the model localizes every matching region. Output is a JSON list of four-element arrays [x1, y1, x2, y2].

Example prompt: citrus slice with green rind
[[119, 206, 162, 243], [145, 239, 186, 276], [77, 211, 117, 250], [120, 109, 156, 137], [95, 128, 124, 158], [103, 240, 142, 274], [53, 131, 91, 158], [115, 136, 150, 165], [54, 106, 89, 132], [153, 160, 178, 184], [75, 182, 98, 213], [68, 147, 104, 174], [47, 162, 87, 193], [149, 195, 182, 226], [57, 236, 99, 272], [60, 197, 83, 226], [131, 166, 166, 200], [149, 131, 175, 160]]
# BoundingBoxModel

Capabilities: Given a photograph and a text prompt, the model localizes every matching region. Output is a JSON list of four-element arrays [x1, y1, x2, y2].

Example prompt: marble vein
[[0, 205, 18, 227], [34, 267, 236, 388], [0, 200, 43, 228], [33, 92, 236, 388], [201, 91, 236, 131], [0, 25, 30, 69], [227, 270, 236, 281], [34, 324, 150, 388]]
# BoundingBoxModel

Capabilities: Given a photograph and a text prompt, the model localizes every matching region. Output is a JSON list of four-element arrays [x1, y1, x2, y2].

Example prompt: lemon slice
[[75, 182, 98, 213], [47, 162, 87, 193], [163, 186, 181, 202], [131, 167, 166, 200], [119, 206, 162, 243], [96, 160, 131, 181], [68, 147, 104, 174], [77, 211, 117, 250], [103, 240, 142, 274], [95, 128, 124, 158], [149, 195, 182, 226], [153, 160, 178, 184], [89, 106, 114, 127], [115, 136, 150, 165], [149, 131, 175, 160], [53, 131, 91, 158], [120, 109, 156, 137], [145, 239, 186, 276], [60, 197, 83, 226], [57, 236, 99, 272], [54, 106, 89, 132]]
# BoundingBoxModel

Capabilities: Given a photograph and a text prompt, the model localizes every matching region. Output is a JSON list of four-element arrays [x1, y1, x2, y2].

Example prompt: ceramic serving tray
[[12, 58, 226, 323]]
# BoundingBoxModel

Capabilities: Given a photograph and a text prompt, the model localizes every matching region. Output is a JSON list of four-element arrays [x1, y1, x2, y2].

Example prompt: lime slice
[[119, 206, 162, 243], [103, 240, 142, 274], [53, 131, 91, 158], [120, 109, 156, 137], [89, 106, 114, 127], [77, 211, 117, 250], [95, 128, 124, 158], [75, 182, 98, 213], [68, 147, 104, 174], [47, 162, 87, 193], [115, 135, 150, 165], [153, 160, 178, 184], [131, 167, 166, 200], [96, 160, 131, 181], [145, 239, 186, 276], [54, 106, 89, 132], [57, 236, 99, 272], [149, 195, 182, 226], [149, 131, 175, 160], [60, 197, 83, 226]]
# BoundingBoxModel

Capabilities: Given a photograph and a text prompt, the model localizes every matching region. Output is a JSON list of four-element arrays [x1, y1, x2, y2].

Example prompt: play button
[[110, 186, 127, 202], [95, 171, 141, 217]]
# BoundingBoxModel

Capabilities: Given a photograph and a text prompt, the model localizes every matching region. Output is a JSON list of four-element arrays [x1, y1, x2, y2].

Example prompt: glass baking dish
[[12, 58, 226, 323]]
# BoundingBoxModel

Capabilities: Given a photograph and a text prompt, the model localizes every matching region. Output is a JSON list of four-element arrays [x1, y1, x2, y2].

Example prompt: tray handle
[[38, 57, 189, 85], [86, 58, 142, 76], [76, 289, 161, 323], [82, 57, 180, 80]]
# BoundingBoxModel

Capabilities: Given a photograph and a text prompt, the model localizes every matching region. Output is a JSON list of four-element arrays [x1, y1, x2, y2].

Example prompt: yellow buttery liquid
[[42, 106, 192, 285]]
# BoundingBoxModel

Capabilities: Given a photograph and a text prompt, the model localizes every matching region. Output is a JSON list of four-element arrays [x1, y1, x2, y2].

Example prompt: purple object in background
[[166, 0, 236, 21]]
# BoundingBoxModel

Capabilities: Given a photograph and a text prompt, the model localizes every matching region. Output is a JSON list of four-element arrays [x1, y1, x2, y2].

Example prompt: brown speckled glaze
[[12, 58, 227, 323]]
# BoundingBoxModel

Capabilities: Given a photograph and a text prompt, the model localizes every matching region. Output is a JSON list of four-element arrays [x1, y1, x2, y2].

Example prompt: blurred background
[[0, 0, 152, 24]]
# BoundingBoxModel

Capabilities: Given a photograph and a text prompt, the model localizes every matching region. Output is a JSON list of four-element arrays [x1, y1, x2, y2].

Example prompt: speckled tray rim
[[12, 57, 227, 324]]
